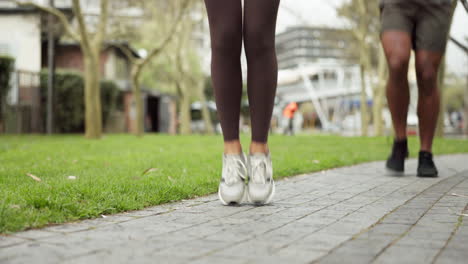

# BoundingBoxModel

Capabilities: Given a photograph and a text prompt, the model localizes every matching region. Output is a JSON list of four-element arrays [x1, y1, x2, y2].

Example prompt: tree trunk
[[178, 83, 191, 135], [131, 68, 145, 137], [373, 46, 387, 136], [435, 0, 458, 138], [0, 103, 4, 133], [197, 81, 214, 134], [84, 54, 102, 139], [465, 73, 468, 135], [373, 84, 386, 136], [435, 58, 447, 138], [360, 63, 369, 136]]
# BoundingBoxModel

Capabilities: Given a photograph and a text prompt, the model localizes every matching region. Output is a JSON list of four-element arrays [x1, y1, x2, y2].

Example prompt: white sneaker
[[247, 153, 275, 205], [218, 153, 248, 205]]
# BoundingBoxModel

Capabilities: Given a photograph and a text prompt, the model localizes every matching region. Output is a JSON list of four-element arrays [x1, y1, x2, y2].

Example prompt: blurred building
[[0, 1, 176, 134], [276, 26, 355, 70], [0, 2, 74, 133], [274, 26, 364, 132]]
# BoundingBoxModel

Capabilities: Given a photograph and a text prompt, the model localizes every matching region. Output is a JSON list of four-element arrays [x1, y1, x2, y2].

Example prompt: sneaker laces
[[250, 156, 269, 184], [223, 156, 247, 185]]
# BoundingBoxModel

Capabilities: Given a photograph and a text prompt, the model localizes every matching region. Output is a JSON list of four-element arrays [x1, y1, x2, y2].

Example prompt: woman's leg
[[243, 0, 280, 205], [205, 0, 247, 205], [244, 0, 280, 154], [204, 0, 243, 154]]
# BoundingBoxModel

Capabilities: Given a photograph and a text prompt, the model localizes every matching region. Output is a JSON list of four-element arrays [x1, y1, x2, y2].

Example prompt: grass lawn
[[1, 134, 467, 234]]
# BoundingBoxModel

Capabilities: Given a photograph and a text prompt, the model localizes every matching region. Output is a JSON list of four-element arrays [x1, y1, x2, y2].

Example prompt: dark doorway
[[146, 96, 160, 132]]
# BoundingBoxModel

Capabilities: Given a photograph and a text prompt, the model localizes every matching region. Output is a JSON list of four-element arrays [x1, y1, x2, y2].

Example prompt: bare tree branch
[[93, 0, 109, 48], [72, 0, 92, 54], [450, 36, 468, 53], [14, 0, 80, 41], [138, 0, 192, 73], [114, 43, 138, 63], [460, 0, 468, 13]]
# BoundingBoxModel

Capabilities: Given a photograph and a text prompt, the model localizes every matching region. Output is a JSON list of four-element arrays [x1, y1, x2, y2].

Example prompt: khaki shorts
[[380, 2, 452, 52]]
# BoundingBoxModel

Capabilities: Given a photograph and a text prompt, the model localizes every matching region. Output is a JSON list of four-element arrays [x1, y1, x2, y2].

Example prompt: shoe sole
[[218, 186, 246, 206], [417, 173, 438, 178], [247, 180, 276, 205], [385, 167, 405, 176]]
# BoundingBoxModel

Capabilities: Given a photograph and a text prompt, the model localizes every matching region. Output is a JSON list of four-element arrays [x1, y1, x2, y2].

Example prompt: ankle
[[419, 150, 433, 156], [250, 141, 269, 155], [394, 137, 407, 142], [420, 146, 432, 153], [224, 140, 242, 155]]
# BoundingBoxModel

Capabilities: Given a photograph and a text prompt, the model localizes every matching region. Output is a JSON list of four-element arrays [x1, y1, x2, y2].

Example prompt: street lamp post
[[46, 0, 55, 134]]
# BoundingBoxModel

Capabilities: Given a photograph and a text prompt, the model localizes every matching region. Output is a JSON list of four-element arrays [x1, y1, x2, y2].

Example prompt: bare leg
[[415, 50, 444, 152], [381, 31, 412, 140]]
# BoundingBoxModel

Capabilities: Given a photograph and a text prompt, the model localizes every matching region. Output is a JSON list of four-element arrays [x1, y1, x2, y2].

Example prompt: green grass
[[0, 134, 467, 234]]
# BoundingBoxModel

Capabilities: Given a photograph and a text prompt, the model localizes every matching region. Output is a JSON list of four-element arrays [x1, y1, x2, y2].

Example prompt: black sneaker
[[417, 151, 438, 177], [386, 139, 409, 173]]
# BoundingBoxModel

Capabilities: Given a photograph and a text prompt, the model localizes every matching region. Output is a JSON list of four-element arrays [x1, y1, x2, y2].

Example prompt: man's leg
[[379, 2, 418, 173], [381, 31, 412, 173], [382, 31, 412, 140], [381, 30, 412, 172], [415, 51, 444, 152], [411, 2, 452, 177], [413, 50, 444, 177]]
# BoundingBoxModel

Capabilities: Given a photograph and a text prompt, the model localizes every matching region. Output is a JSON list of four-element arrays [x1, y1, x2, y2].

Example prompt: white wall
[[0, 13, 41, 73]]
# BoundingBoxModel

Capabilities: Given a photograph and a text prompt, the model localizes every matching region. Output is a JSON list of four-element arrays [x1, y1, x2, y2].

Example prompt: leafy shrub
[[40, 70, 122, 133], [0, 56, 15, 126]]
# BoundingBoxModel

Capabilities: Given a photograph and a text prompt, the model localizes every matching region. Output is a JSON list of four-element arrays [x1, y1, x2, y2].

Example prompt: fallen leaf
[[27, 173, 41, 182], [312, 160, 320, 164], [451, 193, 468, 198], [68, 176, 77, 180], [101, 215, 107, 218], [168, 176, 175, 183], [448, 208, 468, 217], [141, 168, 159, 176], [72, 159, 78, 164], [9, 204, 20, 209]]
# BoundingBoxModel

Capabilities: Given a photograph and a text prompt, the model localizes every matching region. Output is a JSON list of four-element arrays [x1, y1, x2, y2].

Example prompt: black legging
[[204, 0, 280, 143]]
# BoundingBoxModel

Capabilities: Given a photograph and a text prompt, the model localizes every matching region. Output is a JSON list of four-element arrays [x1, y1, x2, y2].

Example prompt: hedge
[[0, 56, 15, 127], [40, 70, 122, 133]]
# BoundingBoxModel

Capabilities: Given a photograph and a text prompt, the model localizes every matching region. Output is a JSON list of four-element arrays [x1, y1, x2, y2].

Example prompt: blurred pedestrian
[[204, 0, 280, 205], [380, 0, 453, 177], [283, 102, 298, 136]]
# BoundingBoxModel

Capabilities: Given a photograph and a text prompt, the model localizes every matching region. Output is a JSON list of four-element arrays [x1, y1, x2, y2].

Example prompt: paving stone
[[274, 247, 328, 263], [373, 245, 439, 264], [0, 235, 28, 248], [11, 230, 62, 240], [294, 233, 350, 251], [434, 248, 468, 264]]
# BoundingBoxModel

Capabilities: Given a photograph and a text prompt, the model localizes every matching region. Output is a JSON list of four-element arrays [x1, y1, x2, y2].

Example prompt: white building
[[0, 5, 42, 73], [274, 26, 364, 131]]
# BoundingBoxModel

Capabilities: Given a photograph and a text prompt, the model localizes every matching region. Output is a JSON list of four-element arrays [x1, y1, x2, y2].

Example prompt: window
[[0, 43, 11, 56]]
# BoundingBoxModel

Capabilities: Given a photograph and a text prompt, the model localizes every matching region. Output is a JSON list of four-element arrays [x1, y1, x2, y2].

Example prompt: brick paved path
[[1, 154, 468, 264]]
